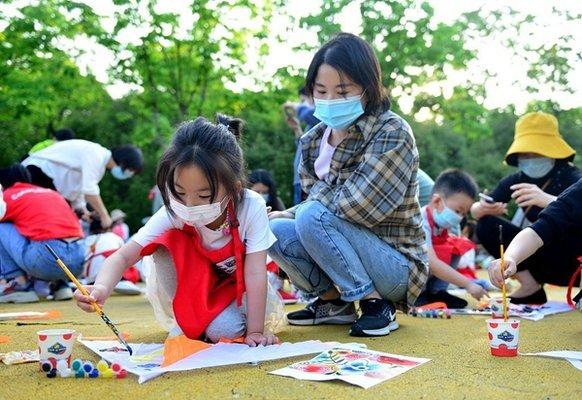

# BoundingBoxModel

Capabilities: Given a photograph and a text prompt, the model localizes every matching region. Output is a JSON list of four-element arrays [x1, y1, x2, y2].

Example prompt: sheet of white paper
[[567, 359, 582, 371], [0, 311, 49, 320], [520, 351, 582, 371], [79, 338, 343, 384], [270, 345, 430, 389], [520, 350, 582, 361], [450, 301, 573, 321]]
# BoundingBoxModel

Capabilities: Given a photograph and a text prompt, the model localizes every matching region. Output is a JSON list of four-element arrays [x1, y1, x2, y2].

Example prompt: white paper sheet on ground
[[270, 345, 430, 389], [450, 301, 573, 321], [78, 338, 343, 383], [0, 311, 49, 320], [520, 350, 582, 370]]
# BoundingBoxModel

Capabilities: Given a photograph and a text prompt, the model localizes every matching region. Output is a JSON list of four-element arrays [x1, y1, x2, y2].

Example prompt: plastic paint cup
[[486, 318, 520, 357], [37, 329, 76, 369]]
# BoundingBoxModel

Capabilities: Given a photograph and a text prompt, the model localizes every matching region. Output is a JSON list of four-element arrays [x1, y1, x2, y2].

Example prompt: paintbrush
[[45, 244, 133, 355], [499, 225, 508, 321]]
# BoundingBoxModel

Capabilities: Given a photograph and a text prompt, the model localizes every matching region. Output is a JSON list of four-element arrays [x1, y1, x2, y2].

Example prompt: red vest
[[426, 207, 475, 265], [141, 203, 245, 340]]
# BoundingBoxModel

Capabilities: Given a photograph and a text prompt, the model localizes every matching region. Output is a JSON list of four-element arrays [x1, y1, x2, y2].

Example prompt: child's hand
[[268, 211, 293, 220], [244, 332, 280, 347], [74, 284, 110, 313], [466, 282, 489, 301], [488, 258, 517, 289]]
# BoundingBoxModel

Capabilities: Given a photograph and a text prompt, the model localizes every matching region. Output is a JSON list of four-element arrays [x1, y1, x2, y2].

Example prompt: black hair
[[111, 145, 144, 174], [53, 128, 75, 141], [298, 87, 307, 96], [432, 169, 479, 199], [248, 169, 283, 211], [305, 32, 390, 115], [89, 213, 106, 235], [156, 114, 246, 217], [0, 163, 31, 188]]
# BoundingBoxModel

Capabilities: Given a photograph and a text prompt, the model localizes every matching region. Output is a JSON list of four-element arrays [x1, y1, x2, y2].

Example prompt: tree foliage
[[0, 0, 579, 230]]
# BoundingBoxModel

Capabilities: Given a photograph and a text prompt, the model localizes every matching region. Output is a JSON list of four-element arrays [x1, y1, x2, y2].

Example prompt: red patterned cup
[[486, 319, 520, 357], [37, 329, 76, 369]]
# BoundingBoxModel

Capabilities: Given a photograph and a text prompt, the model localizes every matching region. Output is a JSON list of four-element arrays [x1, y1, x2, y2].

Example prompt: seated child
[[416, 169, 489, 308], [0, 179, 84, 303], [110, 209, 130, 241], [74, 114, 283, 346], [83, 214, 141, 295], [489, 178, 581, 308]]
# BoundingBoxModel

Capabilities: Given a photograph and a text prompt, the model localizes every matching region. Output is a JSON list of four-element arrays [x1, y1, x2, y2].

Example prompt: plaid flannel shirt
[[293, 109, 428, 309]]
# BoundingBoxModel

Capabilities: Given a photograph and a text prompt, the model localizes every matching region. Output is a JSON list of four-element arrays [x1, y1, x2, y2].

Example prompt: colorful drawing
[[99, 346, 128, 353], [271, 346, 430, 389], [451, 300, 572, 321], [136, 363, 161, 370], [79, 338, 338, 384], [129, 347, 164, 363]]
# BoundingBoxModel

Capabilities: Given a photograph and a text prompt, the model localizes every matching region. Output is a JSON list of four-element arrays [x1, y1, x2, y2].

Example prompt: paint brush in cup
[[45, 244, 133, 355], [498, 225, 508, 321]]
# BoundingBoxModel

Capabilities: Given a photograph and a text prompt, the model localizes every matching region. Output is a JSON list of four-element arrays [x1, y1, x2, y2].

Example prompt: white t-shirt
[[22, 139, 112, 209], [132, 189, 277, 254]]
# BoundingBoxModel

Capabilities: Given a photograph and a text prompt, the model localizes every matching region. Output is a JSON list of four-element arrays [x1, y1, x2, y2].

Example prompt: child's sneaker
[[0, 279, 40, 303], [287, 298, 357, 325], [114, 280, 142, 295], [349, 298, 398, 337], [51, 280, 74, 301], [278, 289, 299, 304]]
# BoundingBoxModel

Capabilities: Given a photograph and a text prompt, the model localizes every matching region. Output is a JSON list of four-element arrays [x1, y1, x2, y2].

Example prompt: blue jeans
[[268, 201, 410, 302], [0, 223, 84, 281]]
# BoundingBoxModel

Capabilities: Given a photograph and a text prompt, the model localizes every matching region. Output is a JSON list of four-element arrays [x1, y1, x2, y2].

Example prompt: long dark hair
[[305, 32, 390, 115], [156, 114, 246, 217], [248, 169, 283, 211]]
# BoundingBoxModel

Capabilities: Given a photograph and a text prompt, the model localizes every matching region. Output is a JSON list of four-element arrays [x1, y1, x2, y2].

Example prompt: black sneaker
[[287, 298, 357, 326], [349, 298, 398, 337]]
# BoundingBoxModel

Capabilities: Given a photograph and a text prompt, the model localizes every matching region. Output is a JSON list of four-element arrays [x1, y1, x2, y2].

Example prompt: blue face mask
[[313, 95, 364, 130], [260, 193, 270, 203], [433, 204, 463, 229], [111, 166, 134, 180], [517, 157, 554, 179]]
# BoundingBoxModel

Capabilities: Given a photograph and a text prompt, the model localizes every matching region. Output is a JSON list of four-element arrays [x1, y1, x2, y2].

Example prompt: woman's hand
[[74, 284, 111, 312], [488, 257, 517, 289], [268, 211, 294, 220], [244, 332, 280, 347], [510, 183, 556, 208], [471, 200, 507, 220]]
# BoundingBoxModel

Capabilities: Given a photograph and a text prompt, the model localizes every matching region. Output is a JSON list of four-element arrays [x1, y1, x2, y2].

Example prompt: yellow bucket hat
[[505, 111, 576, 166]]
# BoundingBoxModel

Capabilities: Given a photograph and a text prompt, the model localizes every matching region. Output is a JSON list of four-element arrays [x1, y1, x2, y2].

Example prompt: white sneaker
[[114, 280, 142, 295], [54, 286, 74, 301]]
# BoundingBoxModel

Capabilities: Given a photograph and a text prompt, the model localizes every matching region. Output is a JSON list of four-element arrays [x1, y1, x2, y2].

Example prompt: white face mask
[[169, 195, 229, 227]]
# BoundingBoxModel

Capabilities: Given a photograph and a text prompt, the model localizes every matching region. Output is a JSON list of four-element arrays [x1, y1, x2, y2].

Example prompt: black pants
[[476, 216, 580, 287]]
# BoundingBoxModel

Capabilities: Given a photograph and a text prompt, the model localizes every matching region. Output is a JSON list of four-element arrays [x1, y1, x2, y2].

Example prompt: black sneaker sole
[[287, 314, 357, 326], [349, 320, 399, 337]]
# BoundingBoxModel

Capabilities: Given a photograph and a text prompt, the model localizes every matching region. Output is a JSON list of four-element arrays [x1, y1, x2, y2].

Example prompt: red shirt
[[2, 183, 83, 241]]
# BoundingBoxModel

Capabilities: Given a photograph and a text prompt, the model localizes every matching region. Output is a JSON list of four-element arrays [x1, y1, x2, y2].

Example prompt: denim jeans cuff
[[308, 282, 335, 299], [340, 281, 375, 302]]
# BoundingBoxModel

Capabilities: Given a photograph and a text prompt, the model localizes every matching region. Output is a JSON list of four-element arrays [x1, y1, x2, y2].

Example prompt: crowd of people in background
[[0, 32, 579, 344]]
